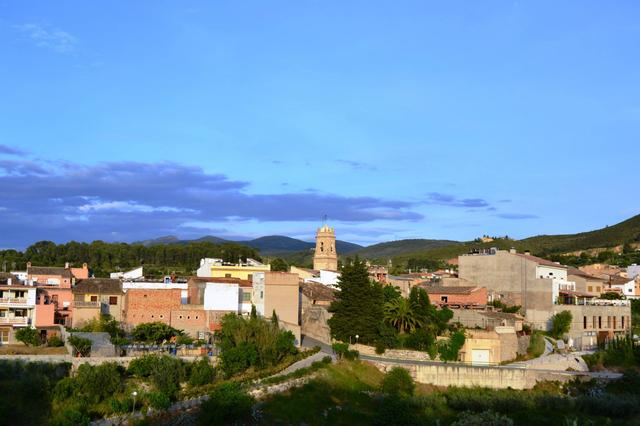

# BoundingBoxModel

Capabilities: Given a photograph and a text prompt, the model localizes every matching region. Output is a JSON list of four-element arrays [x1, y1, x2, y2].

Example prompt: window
[[159, 314, 164, 319], [622, 316, 625, 328], [242, 292, 251, 302], [588, 286, 593, 292], [613, 317, 617, 329], [225, 273, 231, 278], [195, 316, 199, 320], [90, 295, 98, 302], [109, 296, 118, 305], [151, 315, 154, 318], [592, 316, 597, 329], [187, 316, 190, 319], [260, 291, 264, 299], [441, 296, 448, 303], [179, 315, 183, 319], [247, 274, 253, 281], [598, 316, 602, 329], [583, 316, 587, 329], [596, 286, 601, 292], [0, 329, 9, 343], [143, 294, 148, 298]]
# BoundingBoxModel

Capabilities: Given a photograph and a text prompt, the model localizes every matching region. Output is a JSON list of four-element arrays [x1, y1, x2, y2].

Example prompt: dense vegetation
[[216, 311, 297, 377], [0, 360, 70, 426], [329, 258, 464, 360], [254, 359, 640, 425], [0, 240, 261, 277]]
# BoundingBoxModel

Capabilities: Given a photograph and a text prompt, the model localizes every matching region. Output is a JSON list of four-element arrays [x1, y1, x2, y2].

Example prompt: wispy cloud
[[14, 23, 78, 54], [0, 159, 423, 247], [427, 192, 490, 208], [336, 160, 378, 171], [495, 213, 538, 220], [0, 145, 26, 156]]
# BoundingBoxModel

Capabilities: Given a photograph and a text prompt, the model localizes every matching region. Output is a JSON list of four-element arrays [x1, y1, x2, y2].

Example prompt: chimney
[[26, 261, 32, 268], [65, 262, 70, 269]]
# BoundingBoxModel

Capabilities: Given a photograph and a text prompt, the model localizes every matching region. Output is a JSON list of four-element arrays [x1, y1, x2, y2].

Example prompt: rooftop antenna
[[322, 214, 328, 225]]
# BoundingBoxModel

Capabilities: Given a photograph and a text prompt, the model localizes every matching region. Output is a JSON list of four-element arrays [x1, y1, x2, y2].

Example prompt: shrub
[[332, 342, 350, 359], [109, 396, 133, 413], [68, 335, 92, 357], [176, 335, 194, 345], [550, 311, 572, 339], [322, 356, 333, 364], [47, 335, 64, 347], [147, 391, 171, 410], [50, 408, 90, 426], [344, 349, 360, 360], [128, 354, 160, 378], [152, 356, 185, 399], [375, 341, 386, 355], [52, 377, 77, 402], [197, 383, 255, 425], [15, 328, 41, 346], [381, 366, 415, 397], [438, 331, 466, 361], [132, 322, 183, 344], [74, 362, 124, 404], [452, 410, 514, 426], [189, 357, 215, 387]]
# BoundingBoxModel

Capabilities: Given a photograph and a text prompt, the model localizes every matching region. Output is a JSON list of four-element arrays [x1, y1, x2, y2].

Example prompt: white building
[[196, 258, 224, 277], [110, 266, 144, 280], [0, 274, 37, 343]]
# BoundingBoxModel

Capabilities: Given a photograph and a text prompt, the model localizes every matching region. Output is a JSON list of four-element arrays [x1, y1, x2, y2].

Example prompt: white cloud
[[14, 23, 78, 54], [78, 200, 197, 214]]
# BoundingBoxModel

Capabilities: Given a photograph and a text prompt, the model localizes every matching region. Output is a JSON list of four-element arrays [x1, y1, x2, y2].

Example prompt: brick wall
[[124, 288, 182, 327]]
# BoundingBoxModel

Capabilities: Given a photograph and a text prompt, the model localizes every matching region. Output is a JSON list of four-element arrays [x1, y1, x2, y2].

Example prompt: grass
[[0, 344, 68, 355], [527, 331, 546, 359]]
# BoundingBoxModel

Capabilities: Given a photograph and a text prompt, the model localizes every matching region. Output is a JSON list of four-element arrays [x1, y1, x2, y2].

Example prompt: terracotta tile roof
[[512, 253, 566, 269], [608, 275, 633, 285], [73, 278, 123, 294], [567, 266, 605, 281], [300, 281, 336, 302], [27, 266, 73, 278]]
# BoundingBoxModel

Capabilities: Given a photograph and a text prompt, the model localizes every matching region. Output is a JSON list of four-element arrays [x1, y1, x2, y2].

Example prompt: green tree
[[438, 331, 466, 361], [550, 310, 573, 339], [15, 328, 41, 346], [132, 322, 183, 343], [328, 257, 384, 344], [74, 362, 123, 404], [383, 297, 421, 334], [68, 335, 92, 357], [270, 258, 289, 272], [381, 366, 415, 397], [189, 357, 216, 387], [382, 285, 402, 303]]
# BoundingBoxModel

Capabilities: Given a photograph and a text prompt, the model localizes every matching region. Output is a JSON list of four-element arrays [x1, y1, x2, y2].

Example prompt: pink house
[[29, 262, 89, 327]]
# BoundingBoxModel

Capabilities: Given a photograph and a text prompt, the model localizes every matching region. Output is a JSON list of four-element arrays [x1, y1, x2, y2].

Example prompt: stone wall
[[301, 305, 333, 344], [370, 360, 587, 390]]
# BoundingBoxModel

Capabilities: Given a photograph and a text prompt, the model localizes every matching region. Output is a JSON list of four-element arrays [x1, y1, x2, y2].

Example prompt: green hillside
[[389, 214, 640, 266], [351, 239, 460, 260]]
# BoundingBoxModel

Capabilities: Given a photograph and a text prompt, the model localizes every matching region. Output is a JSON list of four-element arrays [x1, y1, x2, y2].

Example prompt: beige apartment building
[[252, 272, 301, 343], [457, 249, 631, 349]]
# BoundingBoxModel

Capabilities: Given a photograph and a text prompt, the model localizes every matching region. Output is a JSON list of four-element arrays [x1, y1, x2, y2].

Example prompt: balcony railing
[[0, 297, 30, 305], [73, 301, 101, 308], [0, 317, 29, 325]]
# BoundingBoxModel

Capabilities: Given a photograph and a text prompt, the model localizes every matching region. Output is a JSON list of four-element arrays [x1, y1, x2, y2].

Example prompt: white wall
[[197, 258, 223, 277], [305, 270, 340, 287], [252, 272, 265, 316], [110, 266, 144, 280], [610, 280, 636, 297], [536, 265, 567, 281], [204, 283, 239, 311]]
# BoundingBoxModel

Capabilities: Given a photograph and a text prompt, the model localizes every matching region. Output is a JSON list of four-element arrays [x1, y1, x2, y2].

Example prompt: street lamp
[[131, 391, 138, 415], [355, 334, 359, 345]]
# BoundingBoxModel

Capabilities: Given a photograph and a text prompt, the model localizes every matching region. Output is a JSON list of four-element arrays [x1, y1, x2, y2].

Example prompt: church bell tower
[[313, 224, 338, 271]]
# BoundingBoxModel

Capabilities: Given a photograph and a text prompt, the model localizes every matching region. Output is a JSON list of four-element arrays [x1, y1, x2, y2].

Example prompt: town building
[[252, 271, 301, 343], [28, 262, 90, 327], [422, 285, 487, 308], [72, 278, 125, 327], [0, 273, 37, 344], [387, 274, 423, 297], [457, 327, 520, 365], [607, 275, 639, 299], [456, 249, 631, 349], [628, 264, 640, 280], [567, 267, 606, 297], [110, 266, 144, 280], [300, 281, 336, 343], [313, 225, 338, 271], [197, 258, 270, 280]]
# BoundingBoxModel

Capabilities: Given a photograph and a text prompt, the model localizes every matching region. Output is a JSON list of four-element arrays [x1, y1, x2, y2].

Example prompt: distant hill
[[135, 234, 362, 256], [351, 239, 460, 260], [391, 213, 640, 264]]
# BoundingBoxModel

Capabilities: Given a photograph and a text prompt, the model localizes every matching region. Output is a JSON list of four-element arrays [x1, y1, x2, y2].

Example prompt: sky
[[0, 1, 639, 249]]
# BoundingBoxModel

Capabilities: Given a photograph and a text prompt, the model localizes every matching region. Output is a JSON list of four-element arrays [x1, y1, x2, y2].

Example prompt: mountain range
[[137, 213, 640, 262]]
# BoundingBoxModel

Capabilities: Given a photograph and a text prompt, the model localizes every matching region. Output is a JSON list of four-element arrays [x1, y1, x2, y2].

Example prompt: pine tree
[[328, 257, 384, 344]]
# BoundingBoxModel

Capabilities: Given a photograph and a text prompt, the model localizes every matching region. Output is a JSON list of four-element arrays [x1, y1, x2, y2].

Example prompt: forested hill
[[0, 240, 260, 278], [388, 214, 640, 268]]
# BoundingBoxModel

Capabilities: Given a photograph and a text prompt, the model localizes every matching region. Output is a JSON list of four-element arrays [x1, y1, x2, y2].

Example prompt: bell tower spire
[[313, 221, 338, 271]]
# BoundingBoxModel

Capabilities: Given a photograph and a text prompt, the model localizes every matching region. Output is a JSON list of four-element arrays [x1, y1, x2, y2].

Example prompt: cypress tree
[[328, 257, 384, 344]]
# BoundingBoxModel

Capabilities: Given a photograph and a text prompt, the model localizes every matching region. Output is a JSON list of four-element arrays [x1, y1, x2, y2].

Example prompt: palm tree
[[383, 298, 422, 334]]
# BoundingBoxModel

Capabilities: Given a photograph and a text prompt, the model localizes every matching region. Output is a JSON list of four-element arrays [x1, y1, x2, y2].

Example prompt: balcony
[[0, 297, 32, 307], [0, 317, 29, 325], [73, 301, 101, 308]]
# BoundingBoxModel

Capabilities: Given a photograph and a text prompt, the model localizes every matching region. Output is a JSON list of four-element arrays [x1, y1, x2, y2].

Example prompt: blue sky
[[0, 1, 639, 249]]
